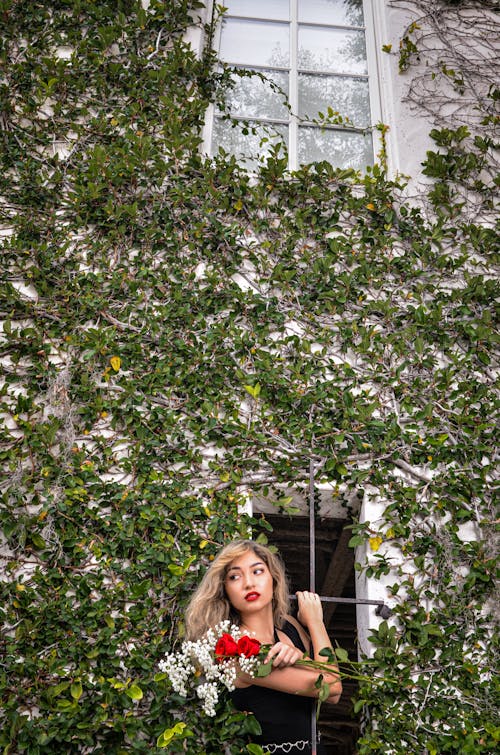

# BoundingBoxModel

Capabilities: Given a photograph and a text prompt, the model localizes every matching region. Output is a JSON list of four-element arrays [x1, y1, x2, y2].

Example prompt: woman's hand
[[296, 590, 324, 629], [264, 641, 304, 669]]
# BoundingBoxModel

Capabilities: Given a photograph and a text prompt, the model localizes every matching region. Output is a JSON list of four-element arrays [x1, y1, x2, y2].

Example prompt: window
[[257, 512, 360, 755], [208, 0, 379, 171]]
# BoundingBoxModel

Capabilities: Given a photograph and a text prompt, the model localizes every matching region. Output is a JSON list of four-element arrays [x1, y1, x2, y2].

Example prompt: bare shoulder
[[284, 613, 311, 652]]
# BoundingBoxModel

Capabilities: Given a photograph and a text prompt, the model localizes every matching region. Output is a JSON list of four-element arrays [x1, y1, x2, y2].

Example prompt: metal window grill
[[302, 461, 391, 754]]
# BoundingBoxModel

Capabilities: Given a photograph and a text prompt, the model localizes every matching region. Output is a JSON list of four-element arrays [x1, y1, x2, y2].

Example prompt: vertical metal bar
[[289, 0, 298, 170], [309, 458, 316, 592], [309, 459, 317, 755]]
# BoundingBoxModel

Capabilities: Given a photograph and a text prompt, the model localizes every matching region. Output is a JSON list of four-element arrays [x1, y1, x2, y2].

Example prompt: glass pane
[[220, 19, 289, 67], [212, 118, 288, 169], [299, 74, 370, 127], [298, 127, 373, 170], [298, 26, 367, 74], [225, 0, 289, 20], [298, 0, 364, 26], [224, 69, 289, 120]]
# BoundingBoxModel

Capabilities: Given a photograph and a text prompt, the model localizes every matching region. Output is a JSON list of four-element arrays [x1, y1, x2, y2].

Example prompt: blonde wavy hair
[[184, 540, 290, 640]]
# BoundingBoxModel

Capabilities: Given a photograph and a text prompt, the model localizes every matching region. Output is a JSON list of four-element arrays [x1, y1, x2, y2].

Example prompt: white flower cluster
[[159, 621, 261, 716], [158, 649, 195, 698], [196, 681, 218, 717], [239, 654, 259, 675]]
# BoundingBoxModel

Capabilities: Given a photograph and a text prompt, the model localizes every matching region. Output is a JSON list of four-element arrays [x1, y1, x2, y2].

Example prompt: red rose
[[237, 635, 261, 658], [214, 633, 239, 660]]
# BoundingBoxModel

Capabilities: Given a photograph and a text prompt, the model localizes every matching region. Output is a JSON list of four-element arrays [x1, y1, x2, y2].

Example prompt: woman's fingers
[[296, 590, 323, 625], [297, 590, 321, 603], [265, 642, 302, 668]]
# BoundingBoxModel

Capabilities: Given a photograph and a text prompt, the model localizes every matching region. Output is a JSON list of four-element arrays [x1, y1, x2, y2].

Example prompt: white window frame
[[202, 0, 384, 171]]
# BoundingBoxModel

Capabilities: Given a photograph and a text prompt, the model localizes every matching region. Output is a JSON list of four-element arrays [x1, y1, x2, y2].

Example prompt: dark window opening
[[256, 513, 360, 755]]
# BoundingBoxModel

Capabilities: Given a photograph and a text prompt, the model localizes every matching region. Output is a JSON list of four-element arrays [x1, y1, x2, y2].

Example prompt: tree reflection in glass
[[220, 19, 289, 68], [222, 69, 289, 121], [224, 0, 289, 20], [298, 26, 367, 75], [212, 119, 288, 170], [298, 127, 373, 170], [299, 74, 370, 127], [298, 0, 364, 26], [212, 0, 374, 170]]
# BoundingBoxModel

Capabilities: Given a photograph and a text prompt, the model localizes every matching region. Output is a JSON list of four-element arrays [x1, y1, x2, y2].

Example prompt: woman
[[185, 539, 342, 754]]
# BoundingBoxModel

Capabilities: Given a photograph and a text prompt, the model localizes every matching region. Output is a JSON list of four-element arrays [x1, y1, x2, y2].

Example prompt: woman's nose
[[243, 572, 254, 588]]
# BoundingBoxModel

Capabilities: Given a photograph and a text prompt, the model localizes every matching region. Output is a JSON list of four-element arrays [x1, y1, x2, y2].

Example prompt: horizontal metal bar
[[290, 595, 383, 606], [290, 594, 392, 618]]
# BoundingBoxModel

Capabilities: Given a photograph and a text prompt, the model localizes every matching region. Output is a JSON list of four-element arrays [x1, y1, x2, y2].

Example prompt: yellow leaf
[[369, 536, 383, 552], [386, 527, 395, 539], [366, 203, 375, 211], [157, 722, 187, 748], [199, 539, 209, 549], [126, 684, 143, 700], [71, 681, 83, 700], [234, 199, 243, 211], [110, 356, 121, 371]]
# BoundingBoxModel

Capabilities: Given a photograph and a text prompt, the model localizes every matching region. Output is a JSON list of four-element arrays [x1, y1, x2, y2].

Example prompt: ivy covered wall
[[0, 1, 498, 754]]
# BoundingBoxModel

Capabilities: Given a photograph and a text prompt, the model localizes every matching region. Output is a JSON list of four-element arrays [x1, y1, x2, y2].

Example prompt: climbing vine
[[0, 1, 498, 753]]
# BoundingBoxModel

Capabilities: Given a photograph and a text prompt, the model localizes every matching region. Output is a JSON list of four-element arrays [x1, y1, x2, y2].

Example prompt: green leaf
[[318, 680, 330, 703], [50, 681, 71, 697], [244, 716, 262, 737], [334, 647, 349, 663], [247, 745, 265, 754], [126, 684, 143, 700], [353, 699, 366, 714], [255, 660, 273, 677], [319, 646, 336, 663], [153, 672, 168, 682], [157, 722, 187, 748], [70, 681, 83, 701], [31, 533, 46, 549], [244, 383, 261, 399], [56, 699, 74, 709]]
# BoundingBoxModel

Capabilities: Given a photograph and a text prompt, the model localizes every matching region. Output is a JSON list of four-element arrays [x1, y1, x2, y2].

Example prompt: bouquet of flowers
[[158, 621, 264, 716], [158, 620, 348, 717]]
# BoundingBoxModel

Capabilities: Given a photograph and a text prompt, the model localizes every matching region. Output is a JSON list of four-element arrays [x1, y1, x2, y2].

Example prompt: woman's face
[[224, 549, 274, 615]]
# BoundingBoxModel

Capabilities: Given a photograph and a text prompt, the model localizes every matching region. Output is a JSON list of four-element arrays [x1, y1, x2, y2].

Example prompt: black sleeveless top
[[230, 620, 313, 746]]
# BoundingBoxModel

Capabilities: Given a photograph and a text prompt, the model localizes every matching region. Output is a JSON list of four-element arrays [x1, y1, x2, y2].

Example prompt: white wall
[[374, 1, 435, 184]]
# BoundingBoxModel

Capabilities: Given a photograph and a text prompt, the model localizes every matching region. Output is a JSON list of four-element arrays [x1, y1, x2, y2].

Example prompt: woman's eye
[[254, 568, 264, 575]]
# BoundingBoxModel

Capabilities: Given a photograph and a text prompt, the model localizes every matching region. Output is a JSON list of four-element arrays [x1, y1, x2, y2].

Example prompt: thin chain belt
[[262, 741, 310, 754]]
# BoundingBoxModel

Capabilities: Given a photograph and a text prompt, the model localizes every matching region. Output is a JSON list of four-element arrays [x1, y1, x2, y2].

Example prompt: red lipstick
[[245, 592, 260, 602]]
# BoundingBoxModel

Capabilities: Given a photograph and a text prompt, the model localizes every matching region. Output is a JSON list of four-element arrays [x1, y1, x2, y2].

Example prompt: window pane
[[298, 74, 370, 127], [212, 118, 288, 169], [225, 0, 289, 20], [298, 0, 364, 26], [298, 26, 367, 74], [298, 127, 373, 170], [223, 69, 289, 120], [220, 19, 289, 67]]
